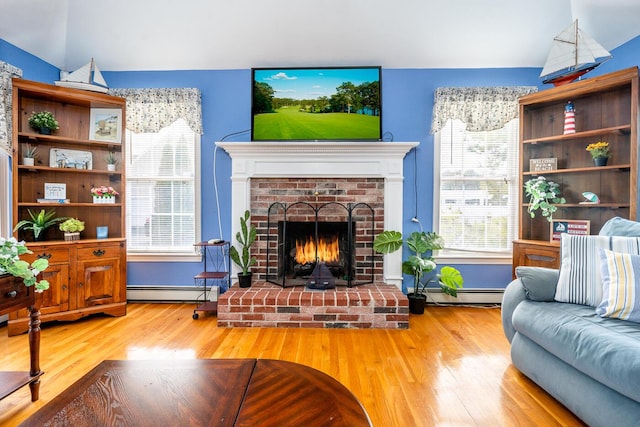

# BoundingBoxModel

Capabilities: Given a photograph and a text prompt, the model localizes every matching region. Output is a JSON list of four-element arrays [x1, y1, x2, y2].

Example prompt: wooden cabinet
[[514, 67, 639, 274], [9, 79, 127, 335]]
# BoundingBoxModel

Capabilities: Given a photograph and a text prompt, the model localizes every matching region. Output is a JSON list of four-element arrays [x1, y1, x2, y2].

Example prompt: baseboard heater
[[126, 285, 220, 303]]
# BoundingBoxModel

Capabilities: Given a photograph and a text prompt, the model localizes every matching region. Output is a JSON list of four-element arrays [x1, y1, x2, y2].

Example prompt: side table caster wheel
[[192, 312, 199, 320]]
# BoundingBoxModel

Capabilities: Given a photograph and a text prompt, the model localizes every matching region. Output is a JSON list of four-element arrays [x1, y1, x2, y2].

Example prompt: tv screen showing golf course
[[251, 66, 382, 141]]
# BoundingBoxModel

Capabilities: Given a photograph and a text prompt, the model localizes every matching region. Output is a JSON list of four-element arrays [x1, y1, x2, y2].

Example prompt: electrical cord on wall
[[212, 129, 251, 239]]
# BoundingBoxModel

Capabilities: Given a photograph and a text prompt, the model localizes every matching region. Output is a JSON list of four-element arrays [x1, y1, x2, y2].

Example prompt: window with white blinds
[[434, 118, 519, 258], [126, 119, 200, 256]]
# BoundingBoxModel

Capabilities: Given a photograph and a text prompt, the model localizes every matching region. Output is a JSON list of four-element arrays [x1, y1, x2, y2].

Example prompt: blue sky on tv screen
[[254, 68, 380, 101]]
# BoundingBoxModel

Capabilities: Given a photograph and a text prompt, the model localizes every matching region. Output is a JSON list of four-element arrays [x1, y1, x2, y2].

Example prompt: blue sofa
[[502, 266, 640, 425]]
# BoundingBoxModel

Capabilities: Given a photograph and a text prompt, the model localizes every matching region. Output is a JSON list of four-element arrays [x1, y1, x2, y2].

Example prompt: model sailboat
[[55, 58, 109, 93], [540, 20, 612, 86]]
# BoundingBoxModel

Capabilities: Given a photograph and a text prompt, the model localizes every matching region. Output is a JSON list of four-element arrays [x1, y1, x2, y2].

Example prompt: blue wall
[[2, 36, 639, 291]]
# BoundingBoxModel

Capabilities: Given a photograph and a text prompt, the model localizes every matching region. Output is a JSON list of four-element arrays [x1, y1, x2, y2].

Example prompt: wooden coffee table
[[19, 359, 371, 426]]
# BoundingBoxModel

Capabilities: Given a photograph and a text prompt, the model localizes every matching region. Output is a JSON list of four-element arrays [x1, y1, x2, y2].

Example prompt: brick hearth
[[217, 282, 409, 329]]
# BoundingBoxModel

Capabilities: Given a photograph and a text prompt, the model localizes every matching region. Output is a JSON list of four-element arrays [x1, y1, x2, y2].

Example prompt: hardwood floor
[[0, 303, 584, 426]]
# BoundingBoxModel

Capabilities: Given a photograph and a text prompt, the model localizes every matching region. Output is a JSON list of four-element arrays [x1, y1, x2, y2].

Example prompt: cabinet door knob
[[93, 249, 105, 257], [38, 253, 52, 259], [6, 290, 17, 298]]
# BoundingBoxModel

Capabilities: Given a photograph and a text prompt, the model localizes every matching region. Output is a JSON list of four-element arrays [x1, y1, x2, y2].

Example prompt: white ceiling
[[2, 0, 640, 72]]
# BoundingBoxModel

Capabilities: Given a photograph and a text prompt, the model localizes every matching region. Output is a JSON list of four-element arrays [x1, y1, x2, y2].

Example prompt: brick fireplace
[[216, 141, 417, 328]]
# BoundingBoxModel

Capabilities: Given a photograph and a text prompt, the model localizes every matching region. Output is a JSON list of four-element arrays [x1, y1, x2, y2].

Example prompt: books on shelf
[[37, 198, 70, 204]]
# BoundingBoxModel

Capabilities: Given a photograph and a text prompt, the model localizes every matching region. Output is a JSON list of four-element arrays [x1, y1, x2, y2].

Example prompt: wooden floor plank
[[0, 303, 584, 426]]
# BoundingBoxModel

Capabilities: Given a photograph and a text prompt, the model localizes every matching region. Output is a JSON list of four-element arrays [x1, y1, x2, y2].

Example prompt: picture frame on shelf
[[89, 108, 122, 143], [50, 147, 93, 169], [550, 219, 590, 241]]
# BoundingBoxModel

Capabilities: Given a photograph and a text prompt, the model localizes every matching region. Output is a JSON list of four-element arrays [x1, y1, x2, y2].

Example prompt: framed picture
[[89, 108, 122, 143], [551, 219, 590, 241]]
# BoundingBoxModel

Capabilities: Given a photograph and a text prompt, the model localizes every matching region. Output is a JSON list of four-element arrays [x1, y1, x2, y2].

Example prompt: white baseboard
[[416, 288, 504, 305], [126, 286, 220, 302]]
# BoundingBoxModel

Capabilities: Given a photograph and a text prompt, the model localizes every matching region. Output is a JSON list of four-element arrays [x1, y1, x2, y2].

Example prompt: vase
[[96, 226, 109, 239], [93, 196, 116, 204], [237, 272, 252, 288], [39, 127, 51, 135], [407, 293, 427, 315], [594, 157, 608, 167], [107, 164, 116, 172], [23, 157, 35, 167], [64, 232, 80, 241]]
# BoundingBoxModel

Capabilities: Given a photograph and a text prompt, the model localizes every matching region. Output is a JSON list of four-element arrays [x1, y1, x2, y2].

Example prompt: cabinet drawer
[[0, 276, 32, 315], [21, 247, 70, 265], [77, 245, 122, 261]]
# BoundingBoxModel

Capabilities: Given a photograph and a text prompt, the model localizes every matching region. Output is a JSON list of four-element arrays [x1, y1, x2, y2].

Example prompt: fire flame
[[295, 236, 340, 264]]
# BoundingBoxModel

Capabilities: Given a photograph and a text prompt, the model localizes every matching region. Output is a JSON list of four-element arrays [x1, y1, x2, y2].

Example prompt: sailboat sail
[[540, 20, 612, 86], [55, 58, 109, 93]]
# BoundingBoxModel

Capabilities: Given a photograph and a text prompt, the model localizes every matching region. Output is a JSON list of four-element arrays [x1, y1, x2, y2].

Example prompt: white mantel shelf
[[216, 140, 419, 289]]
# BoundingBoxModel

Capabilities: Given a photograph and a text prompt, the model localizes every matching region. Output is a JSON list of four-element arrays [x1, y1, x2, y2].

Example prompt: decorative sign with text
[[530, 158, 558, 172], [551, 219, 590, 241]]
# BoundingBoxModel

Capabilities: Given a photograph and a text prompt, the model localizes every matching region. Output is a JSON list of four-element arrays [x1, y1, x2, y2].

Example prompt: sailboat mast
[[574, 20, 579, 69]]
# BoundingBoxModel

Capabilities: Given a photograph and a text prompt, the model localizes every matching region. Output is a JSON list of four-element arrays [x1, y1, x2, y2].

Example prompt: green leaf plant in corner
[[13, 209, 68, 241], [374, 230, 464, 313]]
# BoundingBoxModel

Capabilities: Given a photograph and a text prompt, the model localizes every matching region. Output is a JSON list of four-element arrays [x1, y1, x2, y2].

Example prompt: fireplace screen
[[266, 201, 375, 288]]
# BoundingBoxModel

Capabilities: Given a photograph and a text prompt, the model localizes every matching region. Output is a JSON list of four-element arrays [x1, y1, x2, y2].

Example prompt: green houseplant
[[374, 230, 464, 314], [28, 111, 60, 134], [105, 152, 117, 171], [14, 209, 68, 241], [59, 218, 85, 241], [524, 176, 566, 222], [0, 236, 49, 292], [22, 144, 38, 166], [229, 210, 257, 288]]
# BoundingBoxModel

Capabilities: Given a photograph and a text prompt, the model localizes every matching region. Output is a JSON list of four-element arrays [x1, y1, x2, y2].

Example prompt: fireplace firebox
[[266, 201, 375, 288]]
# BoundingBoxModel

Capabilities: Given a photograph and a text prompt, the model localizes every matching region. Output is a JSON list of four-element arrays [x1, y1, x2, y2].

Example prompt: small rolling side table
[[192, 240, 230, 319], [0, 275, 42, 402]]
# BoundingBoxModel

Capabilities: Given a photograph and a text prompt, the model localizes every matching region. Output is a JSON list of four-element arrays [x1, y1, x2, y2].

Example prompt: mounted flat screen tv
[[251, 66, 382, 141]]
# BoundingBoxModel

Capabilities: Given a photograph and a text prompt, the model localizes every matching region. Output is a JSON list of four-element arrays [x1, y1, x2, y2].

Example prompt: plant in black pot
[[28, 111, 60, 135], [13, 209, 68, 242], [229, 210, 257, 288], [374, 230, 464, 314]]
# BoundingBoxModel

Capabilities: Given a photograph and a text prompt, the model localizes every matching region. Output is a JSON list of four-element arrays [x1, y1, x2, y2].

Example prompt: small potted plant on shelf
[[13, 209, 68, 242], [0, 236, 49, 292], [28, 111, 60, 135], [59, 218, 85, 241], [524, 176, 566, 222], [374, 230, 464, 314], [586, 141, 611, 166], [90, 186, 119, 204], [105, 152, 117, 171], [22, 144, 38, 166], [229, 210, 257, 288]]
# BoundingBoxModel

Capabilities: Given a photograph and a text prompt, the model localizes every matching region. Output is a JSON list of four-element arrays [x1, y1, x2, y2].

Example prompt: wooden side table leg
[[28, 305, 42, 402]]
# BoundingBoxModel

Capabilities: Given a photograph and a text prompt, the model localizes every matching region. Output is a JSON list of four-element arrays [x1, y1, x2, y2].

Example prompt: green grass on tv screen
[[253, 106, 380, 140]]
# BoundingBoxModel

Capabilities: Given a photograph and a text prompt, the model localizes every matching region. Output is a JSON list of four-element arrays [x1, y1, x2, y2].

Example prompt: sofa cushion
[[515, 266, 558, 302], [512, 300, 640, 403], [596, 249, 640, 323], [599, 216, 640, 237], [555, 234, 640, 306]]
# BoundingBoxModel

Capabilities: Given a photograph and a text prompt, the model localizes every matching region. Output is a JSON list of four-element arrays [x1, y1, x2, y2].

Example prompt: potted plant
[[90, 186, 119, 203], [22, 144, 38, 166], [105, 152, 117, 171], [586, 141, 611, 166], [524, 176, 566, 222], [229, 210, 257, 288], [0, 236, 49, 292], [59, 218, 85, 241], [28, 111, 60, 135], [374, 230, 464, 314], [13, 209, 68, 241]]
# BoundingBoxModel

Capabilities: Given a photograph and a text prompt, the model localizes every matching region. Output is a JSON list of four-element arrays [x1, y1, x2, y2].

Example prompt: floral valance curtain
[[108, 88, 203, 135], [0, 61, 23, 155], [430, 86, 537, 134]]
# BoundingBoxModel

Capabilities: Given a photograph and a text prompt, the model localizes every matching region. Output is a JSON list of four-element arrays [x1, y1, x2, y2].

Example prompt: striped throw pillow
[[595, 249, 640, 323], [555, 234, 640, 306]]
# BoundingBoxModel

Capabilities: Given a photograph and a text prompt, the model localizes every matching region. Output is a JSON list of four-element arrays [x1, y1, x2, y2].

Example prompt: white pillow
[[595, 249, 640, 322], [555, 234, 640, 306]]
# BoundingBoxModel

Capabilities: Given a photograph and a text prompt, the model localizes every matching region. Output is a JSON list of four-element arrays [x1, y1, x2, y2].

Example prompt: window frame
[[125, 122, 202, 263], [433, 118, 518, 265]]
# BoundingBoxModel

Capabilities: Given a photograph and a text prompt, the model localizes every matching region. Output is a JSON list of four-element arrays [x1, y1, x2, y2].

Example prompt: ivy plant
[[524, 176, 566, 222]]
